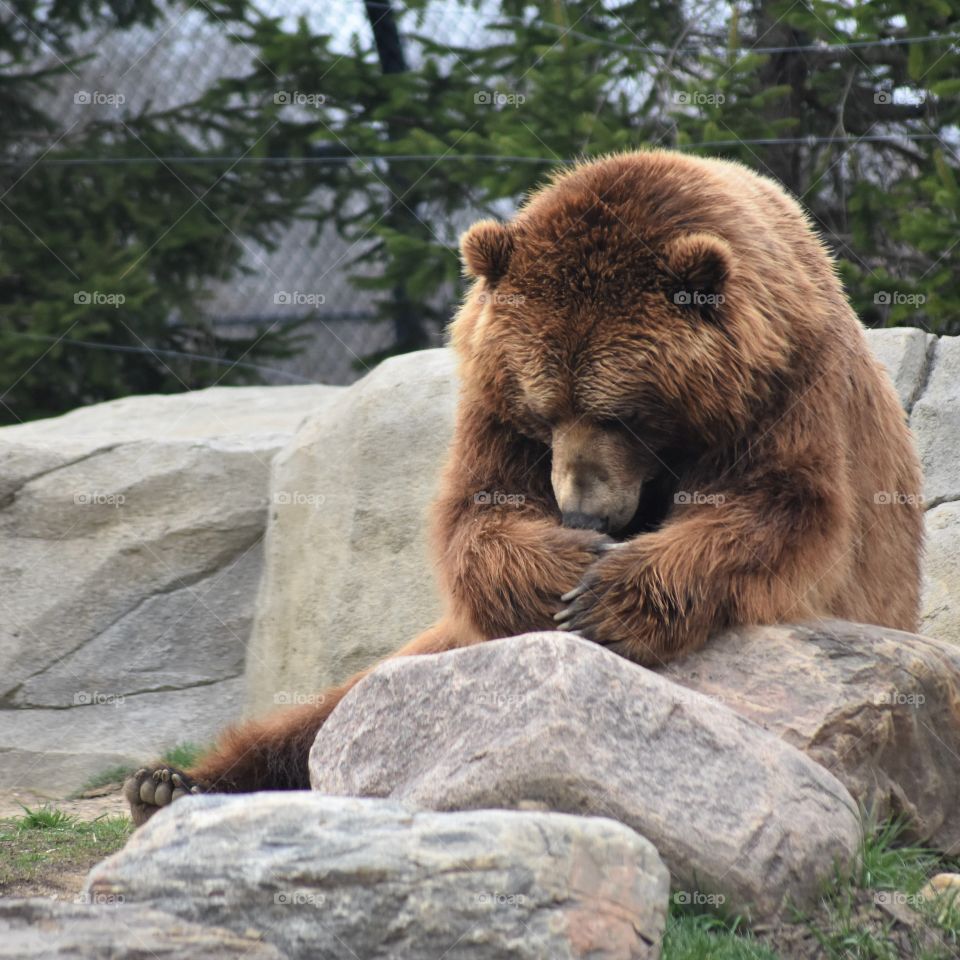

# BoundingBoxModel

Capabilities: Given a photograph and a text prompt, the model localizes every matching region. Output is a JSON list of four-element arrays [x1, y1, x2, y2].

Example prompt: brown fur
[[127, 150, 923, 820]]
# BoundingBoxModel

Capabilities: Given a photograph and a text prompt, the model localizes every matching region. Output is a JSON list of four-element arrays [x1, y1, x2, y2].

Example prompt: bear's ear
[[460, 219, 513, 282], [661, 232, 733, 319]]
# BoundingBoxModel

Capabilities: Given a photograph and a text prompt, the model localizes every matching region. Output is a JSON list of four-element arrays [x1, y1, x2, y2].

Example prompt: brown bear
[[125, 149, 923, 825]]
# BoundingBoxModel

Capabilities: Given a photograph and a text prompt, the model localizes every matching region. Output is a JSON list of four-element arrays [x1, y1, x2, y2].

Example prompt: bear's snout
[[550, 420, 645, 535], [561, 510, 610, 533]]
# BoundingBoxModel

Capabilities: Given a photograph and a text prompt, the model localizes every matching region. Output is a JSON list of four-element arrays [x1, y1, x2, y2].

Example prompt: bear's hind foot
[[123, 765, 204, 827]]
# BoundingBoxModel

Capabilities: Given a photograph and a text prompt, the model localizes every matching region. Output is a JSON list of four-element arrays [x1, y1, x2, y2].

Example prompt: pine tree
[[209, 0, 959, 345], [0, 0, 311, 424]]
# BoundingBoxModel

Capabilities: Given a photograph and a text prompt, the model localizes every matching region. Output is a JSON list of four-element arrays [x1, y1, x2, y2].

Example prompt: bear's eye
[[593, 414, 646, 433], [596, 416, 627, 430]]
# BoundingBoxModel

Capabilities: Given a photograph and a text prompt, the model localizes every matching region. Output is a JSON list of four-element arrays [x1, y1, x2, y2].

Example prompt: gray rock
[[310, 632, 860, 921], [922, 502, 960, 648], [661, 620, 960, 852], [863, 330, 960, 647], [911, 335, 960, 508], [0, 384, 339, 791], [0, 898, 282, 959], [1, 679, 244, 795], [85, 792, 670, 960], [244, 348, 458, 717], [864, 326, 935, 412], [13, 545, 261, 707]]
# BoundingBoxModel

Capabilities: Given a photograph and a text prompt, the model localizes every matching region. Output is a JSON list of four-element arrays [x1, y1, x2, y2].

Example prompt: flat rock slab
[[923, 502, 960, 648], [310, 632, 860, 921], [85, 792, 669, 960], [245, 348, 458, 716], [0, 898, 281, 959], [0, 383, 339, 792], [911, 334, 960, 507], [866, 326, 934, 412], [662, 619, 960, 852]]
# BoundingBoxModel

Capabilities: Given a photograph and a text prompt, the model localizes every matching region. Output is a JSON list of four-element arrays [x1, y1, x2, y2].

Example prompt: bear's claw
[[560, 583, 589, 604], [596, 541, 628, 553], [124, 765, 204, 827]]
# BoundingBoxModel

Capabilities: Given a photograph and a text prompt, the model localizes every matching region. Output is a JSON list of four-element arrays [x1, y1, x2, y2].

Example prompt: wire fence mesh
[[36, 1, 491, 385], [18, 0, 960, 389]]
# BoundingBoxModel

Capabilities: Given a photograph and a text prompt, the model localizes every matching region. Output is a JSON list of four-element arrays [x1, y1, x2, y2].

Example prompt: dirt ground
[[0, 784, 129, 821], [0, 782, 131, 901]]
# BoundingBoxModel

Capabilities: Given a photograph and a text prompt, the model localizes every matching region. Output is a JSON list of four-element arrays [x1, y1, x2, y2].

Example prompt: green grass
[[803, 894, 899, 960], [160, 741, 205, 769], [661, 819, 960, 960], [856, 818, 943, 892], [919, 889, 960, 948], [801, 819, 960, 960], [15, 804, 78, 829], [0, 806, 133, 893], [73, 763, 135, 796], [663, 912, 778, 959]]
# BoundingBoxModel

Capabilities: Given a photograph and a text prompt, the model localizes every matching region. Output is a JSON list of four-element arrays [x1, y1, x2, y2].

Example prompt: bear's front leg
[[439, 512, 618, 639], [555, 473, 852, 667], [553, 536, 717, 666]]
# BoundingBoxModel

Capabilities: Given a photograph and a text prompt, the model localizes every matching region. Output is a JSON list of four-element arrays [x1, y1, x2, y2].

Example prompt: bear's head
[[453, 154, 792, 536]]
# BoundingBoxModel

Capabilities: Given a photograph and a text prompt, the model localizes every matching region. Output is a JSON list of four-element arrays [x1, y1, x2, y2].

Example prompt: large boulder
[[907, 334, 960, 644], [0, 899, 282, 959], [866, 326, 935, 412], [0, 384, 338, 792], [923, 501, 960, 644], [911, 335, 960, 508], [309, 632, 861, 921], [243, 348, 458, 716], [661, 620, 960, 852], [866, 325, 960, 626], [85, 792, 670, 960]]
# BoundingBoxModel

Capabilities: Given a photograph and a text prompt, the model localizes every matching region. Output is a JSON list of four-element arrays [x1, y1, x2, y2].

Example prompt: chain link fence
[[38, 1, 953, 388], [48, 1, 487, 384]]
